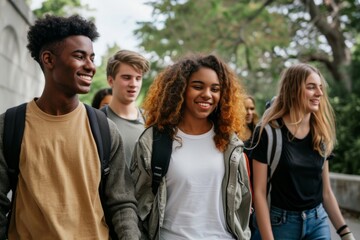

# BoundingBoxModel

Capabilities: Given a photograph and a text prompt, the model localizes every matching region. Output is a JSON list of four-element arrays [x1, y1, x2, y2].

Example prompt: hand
[[341, 232, 356, 240]]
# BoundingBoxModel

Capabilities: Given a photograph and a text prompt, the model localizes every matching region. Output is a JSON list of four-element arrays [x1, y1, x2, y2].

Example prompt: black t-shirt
[[251, 120, 327, 211]]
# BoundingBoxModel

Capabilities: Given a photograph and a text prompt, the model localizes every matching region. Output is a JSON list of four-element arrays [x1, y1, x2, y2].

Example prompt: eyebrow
[[190, 80, 220, 86], [73, 49, 95, 57], [120, 73, 142, 77], [306, 82, 322, 86]]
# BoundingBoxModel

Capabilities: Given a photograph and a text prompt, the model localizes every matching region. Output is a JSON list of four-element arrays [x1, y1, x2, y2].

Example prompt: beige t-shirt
[[8, 100, 109, 240]]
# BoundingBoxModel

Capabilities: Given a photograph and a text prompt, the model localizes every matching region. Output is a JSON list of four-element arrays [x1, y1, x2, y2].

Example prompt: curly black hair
[[27, 14, 99, 65]]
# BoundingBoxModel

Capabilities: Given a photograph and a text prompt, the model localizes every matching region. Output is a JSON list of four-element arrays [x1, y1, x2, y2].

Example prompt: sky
[[30, 0, 153, 65]]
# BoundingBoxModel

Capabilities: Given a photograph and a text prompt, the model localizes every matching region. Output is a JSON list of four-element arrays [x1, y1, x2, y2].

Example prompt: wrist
[[341, 232, 356, 240], [337, 224, 348, 235]]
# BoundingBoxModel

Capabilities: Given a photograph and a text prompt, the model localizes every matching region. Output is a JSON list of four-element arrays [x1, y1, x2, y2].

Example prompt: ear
[[107, 76, 114, 87], [41, 51, 55, 69]]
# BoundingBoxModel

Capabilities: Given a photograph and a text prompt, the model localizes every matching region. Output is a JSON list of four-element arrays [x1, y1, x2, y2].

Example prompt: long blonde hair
[[260, 63, 335, 156]]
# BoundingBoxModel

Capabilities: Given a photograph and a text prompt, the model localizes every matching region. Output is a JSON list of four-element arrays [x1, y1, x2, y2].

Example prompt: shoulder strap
[[4, 103, 27, 193], [151, 126, 173, 195], [85, 104, 111, 178], [3, 103, 27, 236], [84, 104, 117, 239], [99, 105, 108, 116], [264, 121, 282, 206]]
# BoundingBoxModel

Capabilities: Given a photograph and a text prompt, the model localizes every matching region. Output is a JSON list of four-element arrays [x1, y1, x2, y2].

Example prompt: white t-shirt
[[160, 127, 234, 240]]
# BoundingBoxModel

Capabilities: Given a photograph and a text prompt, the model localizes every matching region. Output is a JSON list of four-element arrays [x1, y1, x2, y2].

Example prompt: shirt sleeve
[[249, 126, 269, 164], [106, 119, 141, 239]]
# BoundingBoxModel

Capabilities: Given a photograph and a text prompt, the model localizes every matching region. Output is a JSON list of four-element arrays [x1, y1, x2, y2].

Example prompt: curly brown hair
[[142, 53, 247, 152]]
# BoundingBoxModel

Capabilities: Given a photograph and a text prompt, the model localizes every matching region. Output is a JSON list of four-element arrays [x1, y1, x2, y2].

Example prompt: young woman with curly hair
[[130, 53, 252, 240], [250, 63, 355, 240]]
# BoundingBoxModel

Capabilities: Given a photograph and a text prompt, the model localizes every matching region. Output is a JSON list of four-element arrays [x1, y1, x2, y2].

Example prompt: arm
[[253, 159, 274, 240], [106, 120, 141, 239], [0, 113, 11, 239], [322, 161, 355, 240], [130, 129, 154, 239]]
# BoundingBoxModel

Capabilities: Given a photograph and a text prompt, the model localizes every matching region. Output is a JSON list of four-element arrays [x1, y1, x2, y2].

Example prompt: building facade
[[0, 0, 43, 113]]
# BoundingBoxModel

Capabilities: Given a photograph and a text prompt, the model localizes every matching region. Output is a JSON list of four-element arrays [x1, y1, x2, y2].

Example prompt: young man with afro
[[0, 15, 140, 239]]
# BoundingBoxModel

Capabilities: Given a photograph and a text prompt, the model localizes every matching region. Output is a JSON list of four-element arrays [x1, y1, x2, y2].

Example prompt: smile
[[79, 74, 92, 81]]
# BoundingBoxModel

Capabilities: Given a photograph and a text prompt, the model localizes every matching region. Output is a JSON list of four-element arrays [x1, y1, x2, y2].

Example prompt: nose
[[84, 58, 96, 72], [201, 88, 212, 99], [129, 77, 138, 87], [316, 86, 323, 96]]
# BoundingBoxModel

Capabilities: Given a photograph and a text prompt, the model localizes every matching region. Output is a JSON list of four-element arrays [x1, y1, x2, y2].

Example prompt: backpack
[[3, 103, 118, 240], [245, 120, 282, 207], [263, 121, 282, 207], [151, 126, 173, 195]]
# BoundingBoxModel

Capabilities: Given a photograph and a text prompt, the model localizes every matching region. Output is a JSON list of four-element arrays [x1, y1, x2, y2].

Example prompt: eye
[[211, 86, 220, 92], [74, 54, 84, 60], [307, 84, 316, 90], [192, 84, 202, 90]]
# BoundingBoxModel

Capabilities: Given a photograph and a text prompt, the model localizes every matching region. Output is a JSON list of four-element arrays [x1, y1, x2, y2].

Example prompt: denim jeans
[[251, 204, 331, 240]]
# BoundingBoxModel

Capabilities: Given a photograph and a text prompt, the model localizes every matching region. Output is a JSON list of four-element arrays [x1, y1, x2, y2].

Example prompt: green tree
[[273, 0, 357, 93], [135, 0, 291, 100], [32, 0, 92, 18], [135, 0, 360, 174]]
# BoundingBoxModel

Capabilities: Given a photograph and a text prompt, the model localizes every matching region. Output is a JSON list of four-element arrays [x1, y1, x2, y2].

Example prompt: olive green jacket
[[130, 126, 252, 240]]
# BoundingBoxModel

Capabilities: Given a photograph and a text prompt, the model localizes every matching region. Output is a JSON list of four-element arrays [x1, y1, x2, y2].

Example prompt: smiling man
[[103, 50, 150, 166], [0, 15, 140, 239]]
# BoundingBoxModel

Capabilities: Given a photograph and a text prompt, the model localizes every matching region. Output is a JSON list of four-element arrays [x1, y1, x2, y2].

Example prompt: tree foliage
[[135, 0, 360, 174], [32, 0, 93, 18], [136, 0, 292, 99]]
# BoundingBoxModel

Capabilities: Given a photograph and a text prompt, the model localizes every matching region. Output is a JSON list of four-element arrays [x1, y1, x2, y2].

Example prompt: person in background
[[0, 15, 140, 239], [244, 95, 259, 141], [91, 87, 112, 109], [102, 50, 150, 166], [130, 53, 252, 240], [251, 63, 355, 240], [265, 96, 277, 110]]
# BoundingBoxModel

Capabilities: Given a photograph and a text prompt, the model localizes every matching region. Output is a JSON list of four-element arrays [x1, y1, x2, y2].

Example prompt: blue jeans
[[251, 204, 330, 240]]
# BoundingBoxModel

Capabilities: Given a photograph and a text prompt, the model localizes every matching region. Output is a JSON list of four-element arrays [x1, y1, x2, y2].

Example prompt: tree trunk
[[301, 0, 352, 92]]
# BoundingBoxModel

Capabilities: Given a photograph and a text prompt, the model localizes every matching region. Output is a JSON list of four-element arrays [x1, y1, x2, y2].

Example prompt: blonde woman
[[251, 63, 355, 240]]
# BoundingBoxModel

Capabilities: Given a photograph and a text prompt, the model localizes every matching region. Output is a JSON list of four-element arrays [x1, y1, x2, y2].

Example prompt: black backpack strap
[[3, 102, 27, 236], [99, 105, 108, 116], [84, 104, 116, 239], [151, 126, 173, 195], [4, 103, 27, 193], [85, 104, 111, 176]]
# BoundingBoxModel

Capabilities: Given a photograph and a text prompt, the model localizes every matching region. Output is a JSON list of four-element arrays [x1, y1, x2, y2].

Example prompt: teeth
[[80, 75, 91, 81], [199, 103, 210, 107]]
